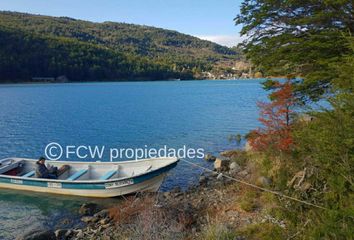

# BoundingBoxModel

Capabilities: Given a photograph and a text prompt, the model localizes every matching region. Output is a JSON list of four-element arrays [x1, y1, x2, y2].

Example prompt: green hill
[[0, 11, 241, 82]]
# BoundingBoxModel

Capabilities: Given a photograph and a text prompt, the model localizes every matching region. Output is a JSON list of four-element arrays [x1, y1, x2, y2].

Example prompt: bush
[[231, 150, 249, 168], [107, 195, 193, 239]]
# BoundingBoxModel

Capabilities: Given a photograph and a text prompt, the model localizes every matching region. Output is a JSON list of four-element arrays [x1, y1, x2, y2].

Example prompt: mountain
[[0, 11, 242, 82]]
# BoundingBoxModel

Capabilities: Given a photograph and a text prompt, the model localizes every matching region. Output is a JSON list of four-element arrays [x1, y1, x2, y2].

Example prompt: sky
[[0, 0, 244, 47]]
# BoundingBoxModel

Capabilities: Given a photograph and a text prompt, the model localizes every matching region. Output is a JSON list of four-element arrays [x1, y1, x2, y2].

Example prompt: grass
[[240, 201, 257, 212], [227, 150, 249, 168], [236, 223, 285, 240], [203, 224, 238, 240], [239, 189, 258, 212]]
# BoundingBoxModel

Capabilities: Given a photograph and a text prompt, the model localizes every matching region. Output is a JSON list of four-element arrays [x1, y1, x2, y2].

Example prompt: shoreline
[[0, 78, 269, 86], [16, 149, 278, 240]]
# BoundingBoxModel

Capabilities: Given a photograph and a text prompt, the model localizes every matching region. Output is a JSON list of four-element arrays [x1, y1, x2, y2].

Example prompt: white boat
[[0, 157, 179, 198]]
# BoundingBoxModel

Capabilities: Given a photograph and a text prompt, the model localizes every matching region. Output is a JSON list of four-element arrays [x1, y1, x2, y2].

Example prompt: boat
[[0, 157, 179, 197]]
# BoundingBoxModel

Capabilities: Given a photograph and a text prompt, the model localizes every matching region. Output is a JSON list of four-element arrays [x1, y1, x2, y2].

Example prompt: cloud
[[196, 35, 245, 47]]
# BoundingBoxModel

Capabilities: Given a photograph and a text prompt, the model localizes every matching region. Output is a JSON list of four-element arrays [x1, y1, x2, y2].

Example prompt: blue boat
[[0, 157, 179, 197]]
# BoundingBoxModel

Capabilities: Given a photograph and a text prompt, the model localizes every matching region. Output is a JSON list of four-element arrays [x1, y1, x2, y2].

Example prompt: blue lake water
[[0, 79, 267, 239]]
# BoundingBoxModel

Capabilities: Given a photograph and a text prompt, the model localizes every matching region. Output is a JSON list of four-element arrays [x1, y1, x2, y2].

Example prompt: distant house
[[201, 72, 216, 79], [56, 75, 69, 82], [240, 72, 250, 78], [31, 75, 68, 83], [32, 77, 55, 82]]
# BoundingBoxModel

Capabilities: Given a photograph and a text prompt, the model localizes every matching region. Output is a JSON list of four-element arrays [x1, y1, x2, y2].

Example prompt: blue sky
[[0, 0, 244, 47]]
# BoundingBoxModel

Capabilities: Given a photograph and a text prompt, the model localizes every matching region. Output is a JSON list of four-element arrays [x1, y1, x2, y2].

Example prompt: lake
[[0, 79, 267, 239]]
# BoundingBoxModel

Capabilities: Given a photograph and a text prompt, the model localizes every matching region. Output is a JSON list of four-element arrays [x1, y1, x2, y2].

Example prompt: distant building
[[32, 77, 55, 82], [31, 75, 69, 83], [201, 71, 216, 79], [240, 72, 250, 78]]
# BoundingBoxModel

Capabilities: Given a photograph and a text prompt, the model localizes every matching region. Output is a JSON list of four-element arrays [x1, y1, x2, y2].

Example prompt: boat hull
[[0, 173, 166, 197], [0, 157, 178, 197]]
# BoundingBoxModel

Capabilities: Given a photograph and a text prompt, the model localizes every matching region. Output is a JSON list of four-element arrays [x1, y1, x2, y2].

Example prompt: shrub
[[230, 150, 249, 167], [107, 194, 194, 239]]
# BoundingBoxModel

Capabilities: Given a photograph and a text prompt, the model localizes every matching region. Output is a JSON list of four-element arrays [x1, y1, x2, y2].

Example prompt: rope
[[180, 158, 327, 210]]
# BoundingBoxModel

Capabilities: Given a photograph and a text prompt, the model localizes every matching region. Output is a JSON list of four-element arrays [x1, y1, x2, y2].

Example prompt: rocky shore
[[17, 150, 280, 240]]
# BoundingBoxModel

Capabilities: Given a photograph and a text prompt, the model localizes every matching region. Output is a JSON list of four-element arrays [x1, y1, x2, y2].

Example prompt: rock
[[17, 229, 56, 240], [229, 169, 239, 177], [229, 162, 241, 171], [79, 203, 98, 216], [75, 229, 84, 238], [58, 218, 72, 226], [226, 210, 239, 219], [300, 182, 312, 192], [89, 227, 98, 234], [163, 191, 171, 198], [54, 229, 68, 240], [216, 173, 223, 180], [99, 218, 110, 225], [94, 209, 110, 219], [241, 217, 252, 224], [199, 175, 207, 185], [81, 216, 97, 224], [245, 140, 253, 152], [214, 158, 230, 171], [256, 176, 272, 187], [171, 186, 182, 193], [181, 202, 194, 218], [174, 191, 183, 198], [238, 170, 249, 177], [101, 223, 111, 229], [187, 185, 198, 192], [204, 154, 217, 162], [287, 170, 306, 187], [220, 150, 238, 158], [65, 230, 73, 238], [225, 178, 233, 184]]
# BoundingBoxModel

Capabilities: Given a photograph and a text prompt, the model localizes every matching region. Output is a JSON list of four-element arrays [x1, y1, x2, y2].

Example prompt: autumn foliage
[[249, 79, 295, 152]]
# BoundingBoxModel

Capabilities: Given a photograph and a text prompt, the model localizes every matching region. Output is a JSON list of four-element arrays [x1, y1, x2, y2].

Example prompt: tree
[[249, 79, 295, 152], [235, 0, 354, 102], [0, 28, 192, 82], [0, 11, 240, 82], [236, 1, 354, 238]]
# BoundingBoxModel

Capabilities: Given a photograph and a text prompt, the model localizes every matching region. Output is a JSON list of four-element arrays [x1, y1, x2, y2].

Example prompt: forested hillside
[[0, 27, 190, 82], [0, 11, 241, 82]]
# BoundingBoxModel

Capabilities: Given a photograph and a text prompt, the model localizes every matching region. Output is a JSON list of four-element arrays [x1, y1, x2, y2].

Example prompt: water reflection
[[0, 189, 118, 240]]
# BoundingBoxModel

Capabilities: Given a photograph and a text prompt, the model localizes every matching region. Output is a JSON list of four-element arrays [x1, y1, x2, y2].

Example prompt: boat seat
[[0, 158, 14, 166], [23, 171, 35, 178], [99, 170, 117, 180], [0, 160, 23, 174], [67, 169, 88, 181]]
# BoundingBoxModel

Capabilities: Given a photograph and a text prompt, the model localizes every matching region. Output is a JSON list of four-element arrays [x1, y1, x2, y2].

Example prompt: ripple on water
[[0, 79, 268, 237]]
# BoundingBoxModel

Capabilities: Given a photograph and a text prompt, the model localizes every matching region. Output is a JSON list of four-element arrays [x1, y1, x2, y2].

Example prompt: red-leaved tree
[[249, 79, 295, 152]]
